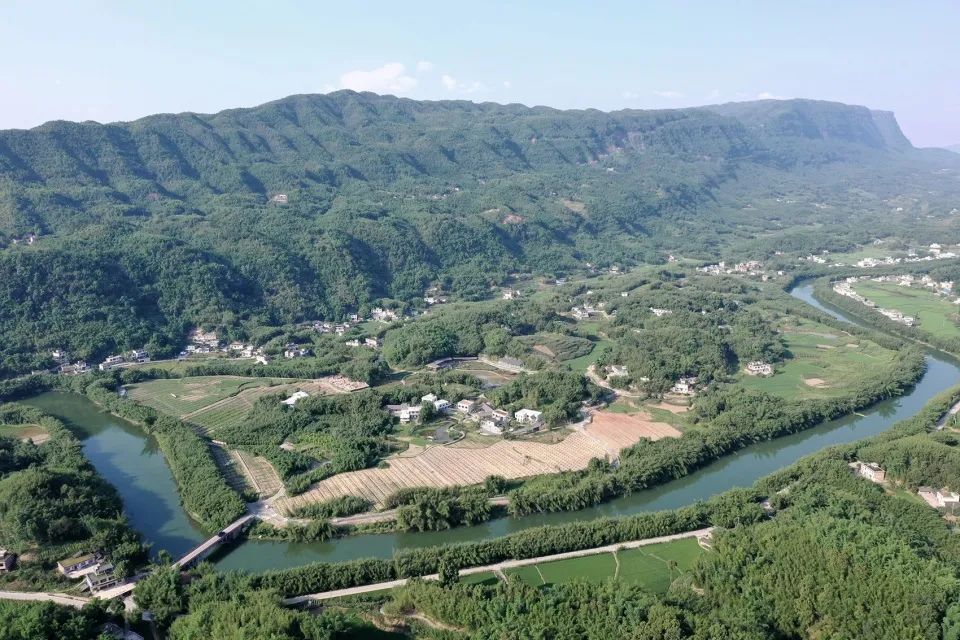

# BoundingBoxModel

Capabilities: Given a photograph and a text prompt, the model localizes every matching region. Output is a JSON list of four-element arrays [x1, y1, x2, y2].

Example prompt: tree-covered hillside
[[1, 92, 959, 374]]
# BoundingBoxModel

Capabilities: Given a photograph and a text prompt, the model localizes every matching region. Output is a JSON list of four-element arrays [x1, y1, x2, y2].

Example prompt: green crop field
[[126, 376, 292, 418], [853, 280, 960, 341], [517, 333, 595, 362], [503, 538, 704, 594], [738, 317, 898, 401]]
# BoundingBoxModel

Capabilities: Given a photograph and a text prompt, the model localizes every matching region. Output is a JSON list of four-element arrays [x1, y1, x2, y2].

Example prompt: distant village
[[833, 273, 957, 327]]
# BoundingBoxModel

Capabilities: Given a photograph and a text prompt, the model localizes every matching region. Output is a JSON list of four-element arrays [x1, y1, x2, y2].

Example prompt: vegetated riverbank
[[0, 373, 245, 533], [814, 277, 960, 355], [247, 380, 960, 597]]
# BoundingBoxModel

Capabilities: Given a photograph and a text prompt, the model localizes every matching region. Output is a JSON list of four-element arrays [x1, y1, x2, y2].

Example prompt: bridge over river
[[95, 514, 255, 600]]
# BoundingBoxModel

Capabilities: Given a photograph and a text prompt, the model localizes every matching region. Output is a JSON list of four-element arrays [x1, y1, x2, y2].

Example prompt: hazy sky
[[2, 1, 958, 146]]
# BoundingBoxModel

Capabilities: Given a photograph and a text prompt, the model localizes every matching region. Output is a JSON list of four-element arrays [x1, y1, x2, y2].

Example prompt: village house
[[746, 361, 774, 376], [59, 360, 91, 375], [281, 391, 310, 406], [514, 408, 544, 426], [851, 461, 886, 484], [421, 393, 438, 404], [364, 337, 382, 348], [372, 307, 400, 323], [57, 553, 99, 577], [0, 549, 17, 573], [83, 562, 119, 592], [607, 365, 629, 378], [255, 354, 270, 365], [128, 349, 150, 364], [283, 345, 311, 359], [345, 339, 362, 347], [456, 398, 476, 413], [571, 306, 592, 319], [98, 354, 125, 371], [918, 486, 960, 509], [51, 349, 70, 365], [671, 376, 699, 395], [502, 289, 521, 300], [386, 403, 422, 424], [433, 398, 451, 413], [190, 328, 219, 347], [649, 307, 672, 317], [270, 193, 289, 204], [480, 419, 504, 435]]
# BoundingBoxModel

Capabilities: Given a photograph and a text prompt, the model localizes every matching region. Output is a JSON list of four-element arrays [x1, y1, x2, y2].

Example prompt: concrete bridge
[[95, 514, 255, 601]]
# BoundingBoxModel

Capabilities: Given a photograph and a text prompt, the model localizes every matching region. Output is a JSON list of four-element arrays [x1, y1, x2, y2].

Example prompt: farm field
[[738, 318, 898, 400], [853, 280, 960, 341], [276, 410, 680, 512], [0, 423, 49, 444], [516, 332, 595, 362], [127, 376, 292, 417], [563, 337, 614, 373], [209, 443, 257, 496], [234, 449, 284, 498], [506, 538, 703, 594], [585, 410, 682, 454], [128, 375, 345, 434]]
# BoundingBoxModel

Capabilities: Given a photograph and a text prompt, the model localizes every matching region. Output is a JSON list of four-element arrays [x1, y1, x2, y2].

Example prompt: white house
[[514, 408, 544, 425], [671, 377, 699, 395], [746, 361, 773, 376], [607, 365, 629, 378], [282, 391, 310, 406], [421, 393, 438, 404], [433, 399, 451, 413], [456, 398, 476, 413], [387, 404, 422, 424], [480, 419, 504, 435], [364, 337, 382, 348], [919, 486, 960, 508], [98, 355, 125, 371], [129, 349, 150, 363]]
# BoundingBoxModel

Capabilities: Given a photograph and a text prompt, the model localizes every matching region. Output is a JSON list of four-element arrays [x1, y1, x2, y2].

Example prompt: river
[[21, 283, 960, 572]]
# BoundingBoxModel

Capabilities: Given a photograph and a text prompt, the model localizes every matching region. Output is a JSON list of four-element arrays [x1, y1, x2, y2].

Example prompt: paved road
[[282, 526, 713, 605], [0, 590, 92, 609]]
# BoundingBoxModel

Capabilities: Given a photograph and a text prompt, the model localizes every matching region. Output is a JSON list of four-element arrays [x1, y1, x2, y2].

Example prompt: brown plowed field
[[276, 411, 680, 512], [584, 410, 681, 451]]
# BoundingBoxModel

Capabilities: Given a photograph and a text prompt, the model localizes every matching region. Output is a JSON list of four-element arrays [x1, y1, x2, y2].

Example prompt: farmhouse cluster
[[385, 392, 543, 436]]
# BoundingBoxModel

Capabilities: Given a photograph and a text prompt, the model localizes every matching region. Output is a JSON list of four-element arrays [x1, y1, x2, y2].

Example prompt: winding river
[[22, 283, 960, 573]]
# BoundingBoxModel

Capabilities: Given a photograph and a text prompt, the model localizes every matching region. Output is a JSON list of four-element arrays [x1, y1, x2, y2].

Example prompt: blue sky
[[2, 1, 958, 146]]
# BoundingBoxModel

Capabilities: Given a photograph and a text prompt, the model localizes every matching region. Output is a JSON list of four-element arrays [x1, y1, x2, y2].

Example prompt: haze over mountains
[[0, 91, 958, 374]]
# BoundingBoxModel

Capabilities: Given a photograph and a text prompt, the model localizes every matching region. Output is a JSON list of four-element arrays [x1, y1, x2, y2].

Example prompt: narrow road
[[586, 365, 644, 398], [282, 526, 713, 605], [0, 590, 92, 609]]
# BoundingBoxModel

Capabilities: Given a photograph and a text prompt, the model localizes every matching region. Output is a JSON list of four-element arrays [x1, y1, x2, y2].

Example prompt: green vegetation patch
[[739, 318, 897, 400], [126, 376, 291, 417], [516, 333, 595, 362], [853, 280, 960, 341]]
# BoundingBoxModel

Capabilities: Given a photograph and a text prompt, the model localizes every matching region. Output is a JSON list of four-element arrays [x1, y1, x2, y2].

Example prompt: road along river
[[22, 283, 960, 572]]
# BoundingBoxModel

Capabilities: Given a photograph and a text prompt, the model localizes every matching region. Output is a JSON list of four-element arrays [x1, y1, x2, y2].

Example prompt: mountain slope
[[0, 92, 958, 373]]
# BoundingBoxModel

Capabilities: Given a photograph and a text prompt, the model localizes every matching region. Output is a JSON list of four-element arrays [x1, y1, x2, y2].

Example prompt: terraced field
[[127, 376, 292, 417], [277, 412, 679, 512]]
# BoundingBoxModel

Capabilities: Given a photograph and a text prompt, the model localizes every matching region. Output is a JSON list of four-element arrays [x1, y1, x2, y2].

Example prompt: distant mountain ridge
[[0, 91, 958, 375]]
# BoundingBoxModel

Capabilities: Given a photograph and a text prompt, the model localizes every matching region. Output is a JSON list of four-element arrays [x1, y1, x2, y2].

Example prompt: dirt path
[[586, 365, 645, 398], [0, 590, 92, 609], [937, 399, 960, 430], [281, 527, 714, 605]]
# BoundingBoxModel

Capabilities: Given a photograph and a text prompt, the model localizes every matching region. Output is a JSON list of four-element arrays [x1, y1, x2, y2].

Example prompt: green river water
[[22, 284, 960, 573]]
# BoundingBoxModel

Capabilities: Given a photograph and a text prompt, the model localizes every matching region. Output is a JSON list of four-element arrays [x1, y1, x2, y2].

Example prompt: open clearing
[[127, 376, 293, 417], [128, 375, 348, 434], [738, 318, 898, 400], [0, 423, 49, 444], [502, 538, 703, 594], [276, 412, 679, 512], [853, 280, 960, 341], [585, 410, 682, 454]]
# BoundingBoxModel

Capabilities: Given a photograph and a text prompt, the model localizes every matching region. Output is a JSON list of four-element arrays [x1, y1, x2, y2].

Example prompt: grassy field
[[516, 333, 595, 362], [853, 280, 960, 341], [126, 375, 294, 418], [504, 538, 703, 594], [738, 318, 898, 400], [0, 423, 48, 443]]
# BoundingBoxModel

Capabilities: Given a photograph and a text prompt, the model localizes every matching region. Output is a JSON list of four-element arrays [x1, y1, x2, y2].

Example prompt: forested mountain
[[1, 92, 959, 373]]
